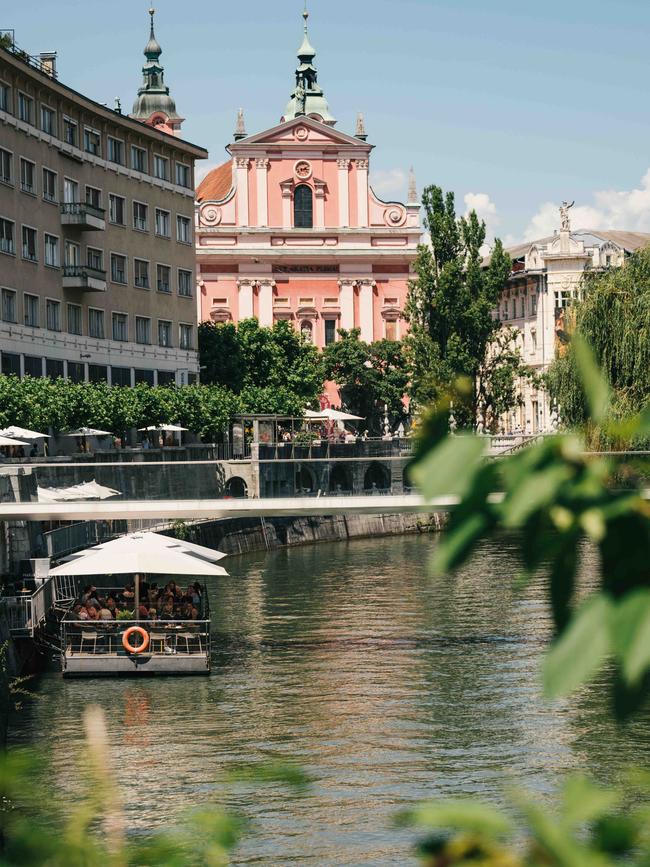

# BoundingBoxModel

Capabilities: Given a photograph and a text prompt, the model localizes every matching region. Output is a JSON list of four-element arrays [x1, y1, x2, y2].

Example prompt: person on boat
[[73, 603, 87, 621], [160, 600, 175, 620], [81, 585, 99, 606], [98, 604, 114, 621], [138, 603, 150, 620], [120, 585, 135, 607], [106, 597, 118, 617], [85, 602, 99, 620], [148, 608, 159, 621]]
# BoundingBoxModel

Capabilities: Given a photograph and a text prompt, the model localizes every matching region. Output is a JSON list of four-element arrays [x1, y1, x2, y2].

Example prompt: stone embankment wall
[[181, 512, 445, 557]]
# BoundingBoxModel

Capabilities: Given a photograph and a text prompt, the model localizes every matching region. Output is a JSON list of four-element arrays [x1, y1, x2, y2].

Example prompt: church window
[[294, 184, 313, 228]]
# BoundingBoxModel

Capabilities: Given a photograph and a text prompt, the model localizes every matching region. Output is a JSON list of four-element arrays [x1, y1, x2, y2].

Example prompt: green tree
[[404, 186, 512, 426], [322, 329, 409, 433], [476, 327, 538, 432]]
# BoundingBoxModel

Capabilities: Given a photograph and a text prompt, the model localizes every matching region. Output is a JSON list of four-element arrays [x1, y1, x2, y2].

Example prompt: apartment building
[[0, 14, 207, 386]]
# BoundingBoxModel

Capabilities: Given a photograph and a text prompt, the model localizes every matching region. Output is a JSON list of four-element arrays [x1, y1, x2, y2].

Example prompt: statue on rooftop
[[560, 200, 574, 232]]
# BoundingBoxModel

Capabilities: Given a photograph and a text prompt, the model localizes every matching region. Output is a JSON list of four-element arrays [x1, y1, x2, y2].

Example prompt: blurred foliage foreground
[[1, 337, 649, 865]]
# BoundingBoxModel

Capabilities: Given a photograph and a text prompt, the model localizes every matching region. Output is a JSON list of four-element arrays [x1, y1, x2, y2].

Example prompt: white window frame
[[0, 216, 16, 256], [19, 157, 36, 195], [24, 293, 39, 328], [156, 262, 172, 294], [45, 297, 61, 332], [0, 147, 12, 186], [64, 240, 80, 268], [44, 232, 60, 268], [153, 153, 169, 181], [0, 80, 10, 113], [40, 103, 56, 136], [21, 224, 38, 262], [107, 135, 125, 165], [134, 257, 150, 289], [1, 287, 17, 323], [67, 302, 82, 336], [110, 251, 128, 285], [62, 115, 78, 147], [42, 166, 57, 202], [130, 144, 148, 173], [111, 310, 129, 343], [175, 161, 191, 188], [135, 315, 151, 345], [17, 91, 33, 124], [176, 213, 191, 244], [155, 207, 170, 238], [179, 322, 193, 351], [86, 246, 104, 271], [158, 319, 173, 348], [83, 125, 101, 156], [133, 199, 149, 232], [88, 307, 105, 340], [108, 193, 126, 225], [178, 268, 193, 297], [63, 176, 79, 204], [85, 184, 102, 210]]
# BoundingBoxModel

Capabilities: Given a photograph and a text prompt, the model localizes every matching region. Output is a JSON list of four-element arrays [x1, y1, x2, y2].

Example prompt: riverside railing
[[0, 577, 55, 636]]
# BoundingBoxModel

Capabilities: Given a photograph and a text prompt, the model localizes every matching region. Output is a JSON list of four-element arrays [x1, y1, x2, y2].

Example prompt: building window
[[155, 208, 170, 238], [89, 308, 105, 339], [0, 218, 15, 255], [176, 215, 191, 243], [63, 117, 77, 146], [42, 168, 57, 202], [110, 253, 127, 284], [85, 186, 102, 210], [111, 366, 131, 387], [41, 105, 55, 135], [531, 328, 537, 352], [385, 319, 398, 341], [134, 258, 149, 289], [21, 226, 37, 261], [87, 247, 103, 271], [1, 289, 16, 323], [65, 240, 80, 267], [158, 320, 172, 347], [67, 303, 82, 336], [112, 312, 128, 342], [156, 264, 171, 293], [300, 320, 314, 343], [133, 201, 148, 232], [83, 127, 101, 156], [179, 323, 193, 350], [63, 178, 79, 204], [44, 234, 59, 267], [46, 299, 61, 331], [67, 361, 85, 383], [136, 316, 151, 345], [153, 155, 168, 180], [0, 83, 8, 112], [107, 137, 124, 165], [131, 145, 147, 173], [178, 269, 192, 297], [17, 93, 33, 124], [0, 148, 12, 185], [24, 294, 39, 328], [520, 297, 525, 318], [20, 158, 35, 194], [175, 163, 190, 188], [324, 318, 337, 345], [108, 194, 125, 225], [294, 184, 313, 228]]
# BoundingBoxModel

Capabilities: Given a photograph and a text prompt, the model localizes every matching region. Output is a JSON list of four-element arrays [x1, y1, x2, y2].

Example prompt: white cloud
[[370, 168, 407, 201], [524, 168, 650, 240]]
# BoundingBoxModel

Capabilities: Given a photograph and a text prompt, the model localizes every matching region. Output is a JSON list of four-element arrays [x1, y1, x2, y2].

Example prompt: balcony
[[62, 265, 107, 292], [60, 202, 105, 231]]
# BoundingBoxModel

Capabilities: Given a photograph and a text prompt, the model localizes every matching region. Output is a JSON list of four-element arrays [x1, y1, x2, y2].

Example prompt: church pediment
[[231, 115, 372, 151]]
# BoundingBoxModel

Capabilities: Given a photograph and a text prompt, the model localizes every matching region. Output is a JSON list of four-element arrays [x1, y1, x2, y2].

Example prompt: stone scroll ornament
[[383, 205, 406, 226], [200, 205, 222, 226]]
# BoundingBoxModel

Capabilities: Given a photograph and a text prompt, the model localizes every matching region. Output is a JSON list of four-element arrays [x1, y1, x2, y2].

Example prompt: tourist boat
[[48, 532, 228, 677]]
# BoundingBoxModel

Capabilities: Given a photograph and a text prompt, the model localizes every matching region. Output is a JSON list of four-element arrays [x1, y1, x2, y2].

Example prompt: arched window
[[294, 184, 313, 228]]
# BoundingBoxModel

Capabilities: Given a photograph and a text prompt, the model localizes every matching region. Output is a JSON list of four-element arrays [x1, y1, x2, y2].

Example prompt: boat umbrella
[[63, 427, 113, 437], [0, 426, 50, 440]]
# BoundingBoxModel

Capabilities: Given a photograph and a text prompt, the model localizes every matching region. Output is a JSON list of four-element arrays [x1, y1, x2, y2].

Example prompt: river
[[10, 534, 650, 865]]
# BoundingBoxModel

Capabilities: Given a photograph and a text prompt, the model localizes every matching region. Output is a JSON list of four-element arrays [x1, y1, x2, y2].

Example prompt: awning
[[48, 531, 228, 577]]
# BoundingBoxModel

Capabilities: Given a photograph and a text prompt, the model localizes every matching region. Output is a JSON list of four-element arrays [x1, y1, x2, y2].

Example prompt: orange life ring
[[122, 626, 150, 654]]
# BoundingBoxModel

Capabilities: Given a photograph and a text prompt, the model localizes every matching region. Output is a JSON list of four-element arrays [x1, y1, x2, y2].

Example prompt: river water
[[11, 534, 650, 865]]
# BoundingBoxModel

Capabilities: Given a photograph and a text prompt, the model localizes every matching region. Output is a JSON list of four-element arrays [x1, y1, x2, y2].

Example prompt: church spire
[[130, 7, 183, 135], [282, 4, 336, 126]]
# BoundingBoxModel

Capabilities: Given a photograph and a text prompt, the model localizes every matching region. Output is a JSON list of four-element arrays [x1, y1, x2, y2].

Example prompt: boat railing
[[61, 618, 211, 657]]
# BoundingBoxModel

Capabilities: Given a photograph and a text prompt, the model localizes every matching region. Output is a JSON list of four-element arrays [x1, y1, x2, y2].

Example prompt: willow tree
[[404, 185, 513, 427], [547, 246, 650, 442]]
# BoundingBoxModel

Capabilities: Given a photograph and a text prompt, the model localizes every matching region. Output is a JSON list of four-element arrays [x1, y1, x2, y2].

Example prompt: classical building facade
[[0, 11, 207, 386], [495, 204, 650, 433], [196, 9, 420, 351]]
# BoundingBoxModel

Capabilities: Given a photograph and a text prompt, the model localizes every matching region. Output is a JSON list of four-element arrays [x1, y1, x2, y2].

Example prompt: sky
[[7, 0, 650, 246]]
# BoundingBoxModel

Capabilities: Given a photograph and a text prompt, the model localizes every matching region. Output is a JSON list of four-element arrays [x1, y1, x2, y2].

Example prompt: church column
[[338, 278, 355, 330], [337, 159, 350, 227], [235, 157, 250, 227], [237, 278, 255, 319], [314, 180, 326, 228], [256, 158, 269, 227], [355, 159, 369, 227], [281, 181, 293, 229], [358, 278, 375, 342], [258, 278, 275, 327]]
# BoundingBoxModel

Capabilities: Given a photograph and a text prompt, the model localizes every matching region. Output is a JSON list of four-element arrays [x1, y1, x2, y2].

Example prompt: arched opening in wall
[[225, 476, 248, 499], [403, 464, 413, 493], [364, 462, 390, 492], [300, 320, 314, 343], [294, 184, 313, 228], [329, 464, 352, 493], [295, 465, 315, 494]]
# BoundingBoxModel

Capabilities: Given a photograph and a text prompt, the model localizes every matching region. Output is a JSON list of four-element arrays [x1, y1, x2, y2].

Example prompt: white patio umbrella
[[0, 435, 30, 447], [63, 427, 112, 437], [0, 426, 49, 440], [49, 531, 229, 618], [138, 424, 188, 432], [37, 480, 121, 503], [304, 408, 364, 422]]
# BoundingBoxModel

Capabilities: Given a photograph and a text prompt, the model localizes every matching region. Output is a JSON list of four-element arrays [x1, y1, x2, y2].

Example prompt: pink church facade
[[195, 11, 420, 351]]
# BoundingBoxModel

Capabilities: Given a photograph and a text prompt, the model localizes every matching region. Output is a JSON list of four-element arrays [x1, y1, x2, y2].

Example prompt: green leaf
[[612, 590, 650, 686], [500, 464, 573, 528], [394, 799, 512, 836], [561, 775, 620, 828], [543, 594, 613, 698], [572, 334, 610, 424], [431, 512, 488, 575], [409, 435, 485, 501]]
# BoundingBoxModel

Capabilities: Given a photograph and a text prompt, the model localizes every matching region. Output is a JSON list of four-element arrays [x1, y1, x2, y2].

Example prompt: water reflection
[[11, 534, 650, 865]]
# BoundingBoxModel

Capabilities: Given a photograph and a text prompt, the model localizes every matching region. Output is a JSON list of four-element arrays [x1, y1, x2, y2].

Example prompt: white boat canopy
[[0, 426, 50, 440], [48, 531, 228, 577], [37, 480, 121, 503]]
